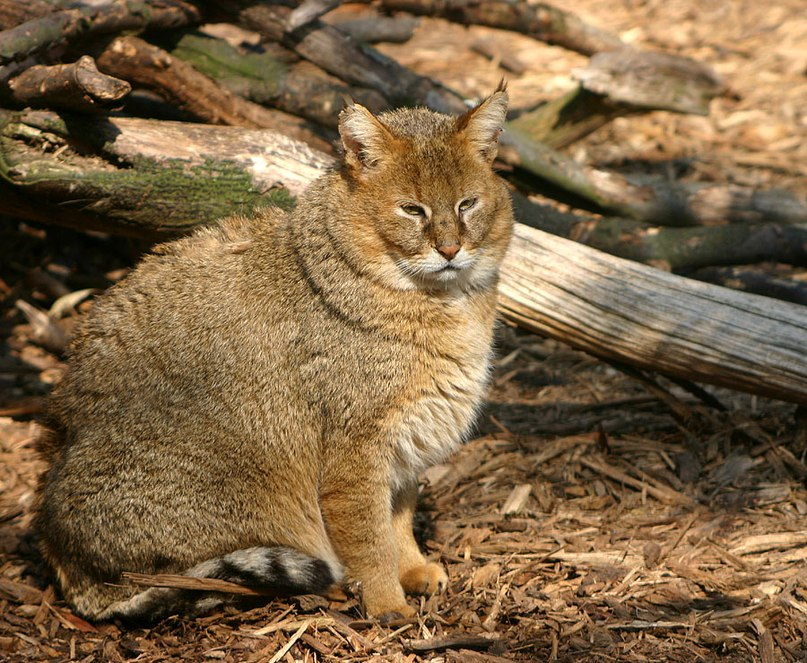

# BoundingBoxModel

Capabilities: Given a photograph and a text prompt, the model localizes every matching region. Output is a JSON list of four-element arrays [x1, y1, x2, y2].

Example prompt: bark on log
[[510, 51, 724, 149], [330, 15, 420, 44], [509, 87, 630, 150], [91, 34, 333, 152], [687, 266, 807, 307], [574, 50, 724, 116], [375, 0, 625, 56], [575, 219, 807, 269], [2, 55, 130, 111], [0, 0, 56, 31], [286, 0, 342, 32], [0, 0, 200, 65], [498, 223, 807, 405], [166, 31, 387, 126], [0, 110, 330, 237], [514, 202, 807, 268], [229, 1, 466, 114]]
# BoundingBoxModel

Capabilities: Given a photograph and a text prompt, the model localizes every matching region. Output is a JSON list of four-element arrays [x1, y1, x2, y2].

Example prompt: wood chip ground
[[1, 0, 806, 660]]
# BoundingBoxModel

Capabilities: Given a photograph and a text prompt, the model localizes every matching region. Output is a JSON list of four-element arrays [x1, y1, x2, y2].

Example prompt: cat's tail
[[87, 547, 338, 623]]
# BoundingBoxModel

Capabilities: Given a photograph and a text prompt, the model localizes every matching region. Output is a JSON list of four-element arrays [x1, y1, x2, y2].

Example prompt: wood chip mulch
[[2, 0, 806, 660]]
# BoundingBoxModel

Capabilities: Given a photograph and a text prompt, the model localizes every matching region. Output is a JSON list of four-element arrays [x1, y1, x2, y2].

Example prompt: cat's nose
[[437, 242, 461, 260]]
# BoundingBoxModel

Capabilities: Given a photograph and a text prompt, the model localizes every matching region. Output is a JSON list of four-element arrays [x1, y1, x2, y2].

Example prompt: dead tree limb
[[510, 51, 724, 149], [375, 0, 625, 56], [92, 35, 332, 152], [166, 31, 387, 126], [576, 219, 807, 269], [286, 0, 342, 32], [498, 223, 807, 406], [0, 0, 53, 31], [329, 15, 420, 44], [688, 266, 807, 307], [0, 110, 330, 237], [514, 201, 807, 268], [0, 0, 200, 65], [229, 1, 466, 114], [574, 50, 724, 116], [2, 55, 130, 111]]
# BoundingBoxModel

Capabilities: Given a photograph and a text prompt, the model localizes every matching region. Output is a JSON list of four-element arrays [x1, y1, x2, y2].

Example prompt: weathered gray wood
[[498, 223, 807, 405], [0, 110, 330, 237], [3, 54, 130, 111]]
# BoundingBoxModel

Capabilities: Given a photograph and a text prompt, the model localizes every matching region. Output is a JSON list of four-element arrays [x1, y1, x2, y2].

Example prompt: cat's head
[[337, 85, 513, 292]]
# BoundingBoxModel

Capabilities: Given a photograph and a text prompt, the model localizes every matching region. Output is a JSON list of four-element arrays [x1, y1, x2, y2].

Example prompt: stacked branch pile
[[1, 0, 805, 405]]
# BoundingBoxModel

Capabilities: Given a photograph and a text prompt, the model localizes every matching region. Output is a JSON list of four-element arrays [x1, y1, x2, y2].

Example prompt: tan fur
[[35, 88, 514, 621]]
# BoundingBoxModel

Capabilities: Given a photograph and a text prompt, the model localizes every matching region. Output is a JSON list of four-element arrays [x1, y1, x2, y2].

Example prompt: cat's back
[[48, 208, 295, 436]]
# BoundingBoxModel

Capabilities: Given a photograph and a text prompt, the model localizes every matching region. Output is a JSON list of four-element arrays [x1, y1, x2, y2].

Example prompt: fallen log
[[2, 112, 805, 405], [498, 223, 807, 405], [376, 0, 626, 56], [329, 14, 420, 44], [0, 110, 329, 236], [686, 266, 807, 307], [0, 0, 200, 65], [515, 204, 807, 269], [165, 30, 387, 127], [510, 50, 724, 149]]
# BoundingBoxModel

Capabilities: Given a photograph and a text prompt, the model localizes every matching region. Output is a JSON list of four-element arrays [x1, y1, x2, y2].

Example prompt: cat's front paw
[[400, 562, 448, 596]]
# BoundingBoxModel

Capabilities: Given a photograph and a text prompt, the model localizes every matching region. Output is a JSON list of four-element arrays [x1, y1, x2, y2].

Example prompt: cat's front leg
[[392, 478, 448, 596], [320, 470, 414, 620]]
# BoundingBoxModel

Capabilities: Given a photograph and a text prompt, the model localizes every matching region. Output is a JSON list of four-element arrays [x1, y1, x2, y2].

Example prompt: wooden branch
[[330, 15, 420, 44], [0, 110, 331, 237], [510, 51, 724, 149], [0, 0, 200, 65], [687, 266, 807, 306], [286, 0, 342, 32], [580, 219, 807, 269], [403, 634, 498, 654], [226, 1, 466, 114], [376, 0, 625, 56], [167, 31, 387, 127], [574, 50, 725, 116], [2, 55, 130, 111], [497, 223, 807, 405], [0, 0, 52, 31], [509, 87, 629, 150], [93, 35, 332, 152], [515, 202, 807, 268]]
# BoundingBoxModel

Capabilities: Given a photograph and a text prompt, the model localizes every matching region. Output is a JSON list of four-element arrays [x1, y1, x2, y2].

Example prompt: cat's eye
[[401, 203, 425, 217], [458, 197, 478, 212]]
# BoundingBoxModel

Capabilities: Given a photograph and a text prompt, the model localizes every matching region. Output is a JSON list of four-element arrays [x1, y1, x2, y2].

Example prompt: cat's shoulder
[[151, 206, 286, 260]]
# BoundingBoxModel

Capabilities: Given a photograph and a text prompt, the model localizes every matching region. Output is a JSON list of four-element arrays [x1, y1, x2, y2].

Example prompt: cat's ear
[[338, 101, 394, 173], [456, 82, 509, 164]]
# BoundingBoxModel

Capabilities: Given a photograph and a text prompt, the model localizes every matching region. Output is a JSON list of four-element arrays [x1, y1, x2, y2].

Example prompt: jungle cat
[[35, 85, 514, 623]]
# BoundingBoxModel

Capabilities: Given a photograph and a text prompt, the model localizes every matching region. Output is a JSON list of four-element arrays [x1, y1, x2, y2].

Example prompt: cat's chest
[[389, 316, 494, 482]]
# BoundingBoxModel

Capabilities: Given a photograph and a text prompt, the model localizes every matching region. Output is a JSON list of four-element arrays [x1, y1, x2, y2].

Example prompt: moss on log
[[0, 110, 328, 237]]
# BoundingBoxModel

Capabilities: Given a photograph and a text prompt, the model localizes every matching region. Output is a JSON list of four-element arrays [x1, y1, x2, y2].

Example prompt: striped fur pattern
[[35, 86, 513, 622]]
